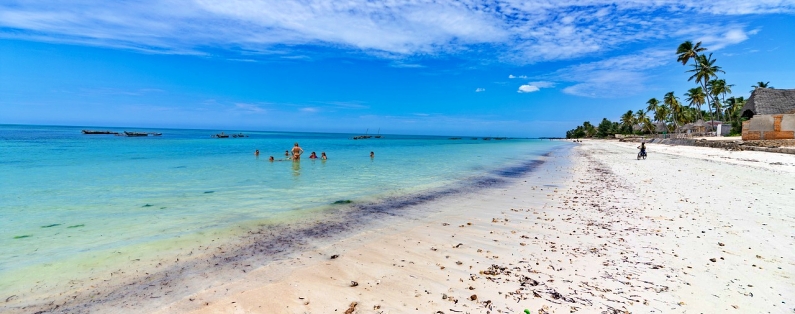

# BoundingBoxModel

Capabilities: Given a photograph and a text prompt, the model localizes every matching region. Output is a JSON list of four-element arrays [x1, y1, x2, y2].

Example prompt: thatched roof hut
[[741, 88, 795, 118], [654, 121, 669, 133]]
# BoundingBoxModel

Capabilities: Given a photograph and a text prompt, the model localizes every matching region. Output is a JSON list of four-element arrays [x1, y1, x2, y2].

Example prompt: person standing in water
[[292, 143, 304, 160], [255, 149, 260, 157], [321, 152, 327, 160], [370, 151, 374, 158]]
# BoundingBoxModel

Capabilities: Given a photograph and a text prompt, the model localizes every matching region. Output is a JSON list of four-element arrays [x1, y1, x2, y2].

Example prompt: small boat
[[82, 130, 118, 135], [123, 131, 149, 137], [213, 132, 230, 138]]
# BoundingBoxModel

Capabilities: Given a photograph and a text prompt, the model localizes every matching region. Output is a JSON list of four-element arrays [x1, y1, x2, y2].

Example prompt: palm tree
[[710, 79, 733, 121], [635, 110, 653, 134], [724, 96, 747, 125], [750, 81, 773, 93], [620, 110, 635, 134], [676, 41, 706, 65], [684, 87, 706, 121], [664, 92, 682, 132], [688, 53, 724, 126], [645, 98, 660, 133]]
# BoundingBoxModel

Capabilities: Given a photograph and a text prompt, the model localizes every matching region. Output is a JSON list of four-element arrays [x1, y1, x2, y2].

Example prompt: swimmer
[[285, 150, 290, 159], [255, 149, 260, 156], [370, 151, 374, 158], [309, 152, 318, 159], [321, 152, 327, 160], [268, 156, 274, 162]]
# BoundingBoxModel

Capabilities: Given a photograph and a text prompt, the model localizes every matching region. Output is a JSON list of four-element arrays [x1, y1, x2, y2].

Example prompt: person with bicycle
[[637, 141, 647, 159]]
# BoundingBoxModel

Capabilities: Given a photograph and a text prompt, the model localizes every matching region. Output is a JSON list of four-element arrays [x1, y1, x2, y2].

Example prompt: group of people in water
[[254, 142, 374, 162]]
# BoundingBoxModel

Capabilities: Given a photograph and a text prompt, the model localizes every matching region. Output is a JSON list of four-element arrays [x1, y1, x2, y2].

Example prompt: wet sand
[[6, 141, 795, 313]]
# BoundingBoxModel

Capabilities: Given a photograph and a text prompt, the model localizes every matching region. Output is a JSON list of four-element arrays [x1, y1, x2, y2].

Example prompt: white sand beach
[[150, 141, 795, 313], [6, 141, 794, 313]]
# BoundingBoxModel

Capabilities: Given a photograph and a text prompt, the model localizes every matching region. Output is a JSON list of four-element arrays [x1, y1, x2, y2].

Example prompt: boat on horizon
[[81, 130, 118, 135]]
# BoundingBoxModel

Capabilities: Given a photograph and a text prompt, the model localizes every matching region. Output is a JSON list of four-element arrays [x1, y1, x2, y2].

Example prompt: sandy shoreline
[[165, 140, 793, 314], [6, 141, 795, 313]]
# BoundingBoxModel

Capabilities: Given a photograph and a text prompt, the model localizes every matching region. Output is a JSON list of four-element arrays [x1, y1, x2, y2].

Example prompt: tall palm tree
[[750, 81, 773, 93], [708, 79, 733, 121], [688, 53, 724, 126], [664, 92, 682, 132], [684, 87, 706, 121], [645, 98, 660, 133], [676, 41, 706, 65]]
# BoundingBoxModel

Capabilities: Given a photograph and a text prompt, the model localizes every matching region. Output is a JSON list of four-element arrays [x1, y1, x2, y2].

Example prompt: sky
[[1, 1, 795, 137]]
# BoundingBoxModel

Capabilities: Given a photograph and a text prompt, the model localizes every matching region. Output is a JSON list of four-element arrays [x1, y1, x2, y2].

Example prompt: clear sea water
[[0, 124, 567, 295]]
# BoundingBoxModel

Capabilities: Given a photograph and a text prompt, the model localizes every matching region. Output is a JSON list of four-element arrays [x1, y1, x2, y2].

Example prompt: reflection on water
[[292, 160, 301, 177]]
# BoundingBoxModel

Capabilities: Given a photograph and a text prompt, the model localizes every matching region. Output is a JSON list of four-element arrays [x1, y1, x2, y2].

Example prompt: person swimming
[[255, 149, 260, 156], [321, 152, 327, 160], [268, 156, 274, 162], [309, 152, 318, 159], [370, 151, 374, 158]]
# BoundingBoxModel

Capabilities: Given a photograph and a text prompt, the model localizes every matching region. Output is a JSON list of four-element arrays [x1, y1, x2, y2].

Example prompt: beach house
[[740, 88, 795, 140]]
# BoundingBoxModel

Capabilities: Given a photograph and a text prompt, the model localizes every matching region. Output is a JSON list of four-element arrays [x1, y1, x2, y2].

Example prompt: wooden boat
[[82, 130, 118, 135], [123, 131, 149, 137]]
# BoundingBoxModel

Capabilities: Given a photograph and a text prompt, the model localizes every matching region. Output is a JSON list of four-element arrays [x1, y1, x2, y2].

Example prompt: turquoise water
[[0, 124, 567, 291]]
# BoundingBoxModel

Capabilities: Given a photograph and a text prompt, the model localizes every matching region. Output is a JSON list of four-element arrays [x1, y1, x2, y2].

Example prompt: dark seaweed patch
[[41, 224, 62, 228], [13, 235, 32, 239], [332, 200, 352, 204], [142, 204, 153, 207], [492, 160, 543, 178], [67, 224, 85, 229], [204, 191, 214, 194]]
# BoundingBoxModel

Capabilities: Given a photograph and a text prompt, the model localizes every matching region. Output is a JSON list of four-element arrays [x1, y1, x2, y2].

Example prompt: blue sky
[[1, 1, 794, 137]]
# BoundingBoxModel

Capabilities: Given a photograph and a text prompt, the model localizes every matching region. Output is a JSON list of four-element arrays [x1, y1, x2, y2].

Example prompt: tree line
[[566, 41, 773, 139]]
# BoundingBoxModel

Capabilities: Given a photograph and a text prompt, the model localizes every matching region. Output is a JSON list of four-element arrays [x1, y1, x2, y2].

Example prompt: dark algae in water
[[204, 191, 214, 194], [13, 235, 32, 239], [67, 224, 85, 228], [142, 204, 153, 207], [41, 224, 62, 228], [333, 200, 353, 204]]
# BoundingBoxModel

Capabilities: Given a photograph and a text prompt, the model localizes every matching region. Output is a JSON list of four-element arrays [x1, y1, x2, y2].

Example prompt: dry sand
[[149, 140, 795, 314]]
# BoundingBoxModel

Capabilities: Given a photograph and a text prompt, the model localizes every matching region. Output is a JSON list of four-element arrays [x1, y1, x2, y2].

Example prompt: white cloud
[[548, 49, 671, 98], [527, 81, 555, 88], [300, 107, 319, 113], [509, 74, 528, 79], [518, 85, 540, 93], [234, 103, 267, 113], [475, 88, 486, 92], [0, 1, 784, 61]]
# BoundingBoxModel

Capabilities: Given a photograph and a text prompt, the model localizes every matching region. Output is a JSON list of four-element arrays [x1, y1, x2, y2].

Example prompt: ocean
[[0, 124, 568, 302]]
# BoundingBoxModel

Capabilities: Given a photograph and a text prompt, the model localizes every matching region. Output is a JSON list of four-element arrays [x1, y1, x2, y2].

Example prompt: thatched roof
[[654, 121, 668, 132], [693, 119, 707, 127], [741, 88, 795, 118]]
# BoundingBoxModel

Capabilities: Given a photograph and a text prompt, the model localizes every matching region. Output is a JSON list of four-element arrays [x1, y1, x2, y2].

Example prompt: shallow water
[[0, 124, 568, 296]]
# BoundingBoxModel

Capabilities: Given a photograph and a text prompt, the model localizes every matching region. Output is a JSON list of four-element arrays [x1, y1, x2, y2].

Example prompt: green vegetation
[[566, 41, 767, 139]]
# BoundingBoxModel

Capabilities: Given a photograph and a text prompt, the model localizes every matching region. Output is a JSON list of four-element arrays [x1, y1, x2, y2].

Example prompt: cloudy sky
[[2, 0, 794, 136]]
